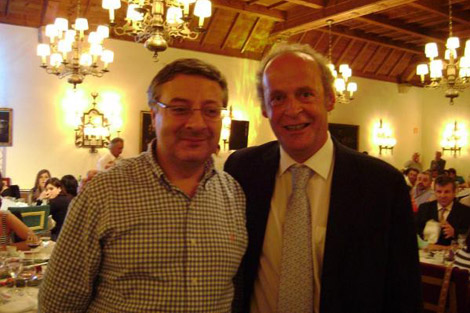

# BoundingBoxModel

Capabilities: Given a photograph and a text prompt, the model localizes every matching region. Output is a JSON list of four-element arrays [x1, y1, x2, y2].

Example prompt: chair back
[[421, 262, 469, 313], [8, 205, 50, 232]]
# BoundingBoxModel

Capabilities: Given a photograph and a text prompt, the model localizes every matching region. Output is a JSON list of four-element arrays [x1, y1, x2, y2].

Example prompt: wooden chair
[[8, 205, 50, 233], [421, 262, 470, 313]]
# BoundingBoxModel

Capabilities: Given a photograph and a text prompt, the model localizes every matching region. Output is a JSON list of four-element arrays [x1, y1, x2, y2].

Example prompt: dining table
[[0, 241, 55, 313]]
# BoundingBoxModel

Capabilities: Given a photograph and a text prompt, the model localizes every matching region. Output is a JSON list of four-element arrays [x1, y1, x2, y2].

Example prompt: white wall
[[1, 23, 470, 188]]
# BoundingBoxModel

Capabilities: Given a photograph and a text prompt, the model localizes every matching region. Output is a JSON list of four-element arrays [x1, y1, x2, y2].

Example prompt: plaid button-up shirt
[[38, 145, 247, 313]]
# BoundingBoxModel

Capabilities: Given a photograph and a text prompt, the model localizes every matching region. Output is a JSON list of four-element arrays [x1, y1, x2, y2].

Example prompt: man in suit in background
[[225, 43, 422, 313], [430, 151, 446, 175], [416, 175, 470, 246]]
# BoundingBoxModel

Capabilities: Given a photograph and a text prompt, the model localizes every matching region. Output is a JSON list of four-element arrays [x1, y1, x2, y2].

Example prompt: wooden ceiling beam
[[400, 55, 422, 83], [220, 12, 239, 49], [282, 0, 323, 9], [199, 8, 219, 46], [40, 0, 59, 26], [387, 51, 406, 77], [271, 0, 418, 37], [336, 39, 355, 64], [241, 17, 261, 53], [3, 0, 10, 16], [211, 0, 285, 22], [356, 15, 444, 43], [362, 46, 381, 72], [317, 24, 422, 55], [408, 1, 470, 27], [351, 42, 369, 69]]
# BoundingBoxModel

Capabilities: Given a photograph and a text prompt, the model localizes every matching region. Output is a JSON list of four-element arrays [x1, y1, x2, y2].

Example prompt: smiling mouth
[[284, 123, 309, 131]]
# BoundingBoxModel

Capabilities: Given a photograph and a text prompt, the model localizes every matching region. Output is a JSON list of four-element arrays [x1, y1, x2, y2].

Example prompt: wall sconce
[[221, 106, 232, 151], [441, 121, 466, 157], [75, 92, 112, 153], [375, 119, 396, 155]]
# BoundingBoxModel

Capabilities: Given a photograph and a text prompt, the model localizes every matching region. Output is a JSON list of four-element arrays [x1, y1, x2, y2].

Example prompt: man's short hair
[[256, 43, 335, 108], [448, 168, 457, 175], [434, 175, 456, 190], [147, 58, 228, 108], [404, 167, 419, 175], [109, 137, 123, 148], [419, 170, 432, 180]]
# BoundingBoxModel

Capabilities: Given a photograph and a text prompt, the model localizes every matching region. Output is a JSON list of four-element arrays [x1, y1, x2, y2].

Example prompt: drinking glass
[[26, 233, 41, 249], [5, 257, 23, 295]]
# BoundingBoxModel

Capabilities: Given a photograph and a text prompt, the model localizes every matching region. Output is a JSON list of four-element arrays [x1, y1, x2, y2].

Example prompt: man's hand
[[441, 221, 455, 239]]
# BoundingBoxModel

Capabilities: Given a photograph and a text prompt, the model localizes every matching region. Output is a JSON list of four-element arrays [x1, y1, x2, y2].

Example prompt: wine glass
[[5, 257, 23, 295], [26, 232, 41, 249]]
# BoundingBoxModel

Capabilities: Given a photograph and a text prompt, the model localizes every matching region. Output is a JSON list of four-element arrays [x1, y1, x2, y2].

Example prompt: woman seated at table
[[454, 229, 470, 272], [31, 169, 51, 204], [44, 178, 72, 241], [0, 209, 38, 251]]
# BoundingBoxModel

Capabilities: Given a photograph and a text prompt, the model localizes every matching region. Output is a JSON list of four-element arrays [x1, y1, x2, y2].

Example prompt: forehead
[[435, 183, 454, 191], [159, 74, 223, 101], [418, 173, 429, 179], [263, 52, 322, 90]]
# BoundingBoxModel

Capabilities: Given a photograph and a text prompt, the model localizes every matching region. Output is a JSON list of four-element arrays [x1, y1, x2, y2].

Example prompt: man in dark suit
[[225, 43, 422, 313], [416, 175, 470, 246], [430, 151, 446, 175]]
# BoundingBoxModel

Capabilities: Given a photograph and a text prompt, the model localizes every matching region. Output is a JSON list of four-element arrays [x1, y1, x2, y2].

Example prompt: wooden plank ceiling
[[2, 0, 470, 86]]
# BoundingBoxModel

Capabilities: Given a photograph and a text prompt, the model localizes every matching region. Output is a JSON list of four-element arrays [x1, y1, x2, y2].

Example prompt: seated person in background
[[404, 152, 422, 172], [412, 171, 435, 208], [77, 169, 99, 194], [404, 167, 419, 190], [0, 172, 17, 198], [448, 168, 465, 187], [44, 178, 73, 241], [453, 228, 470, 272], [60, 175, 78, 198], [416, 175, 470, 246], [30, 169, 51, 204], [96, 138, 124, 171], [430, 151, 446, 175], [0, 208, 38, 251]]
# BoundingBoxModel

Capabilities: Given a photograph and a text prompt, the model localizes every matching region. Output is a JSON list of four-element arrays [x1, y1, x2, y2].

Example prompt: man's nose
[[186, 109, 208, 128], [283, 98, 303, 115]]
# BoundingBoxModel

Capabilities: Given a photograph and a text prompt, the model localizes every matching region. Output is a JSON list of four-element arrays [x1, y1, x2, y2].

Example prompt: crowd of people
[[403, 152, 470, 273], [0, 42, 469, 312]]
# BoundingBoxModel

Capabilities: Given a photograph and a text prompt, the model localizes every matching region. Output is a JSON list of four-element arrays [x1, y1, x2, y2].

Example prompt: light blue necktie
[[278, 165, 314, 312]]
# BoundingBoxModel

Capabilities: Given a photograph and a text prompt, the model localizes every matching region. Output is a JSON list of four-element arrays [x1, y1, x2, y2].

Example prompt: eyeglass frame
[[149, 100, 226, 121]]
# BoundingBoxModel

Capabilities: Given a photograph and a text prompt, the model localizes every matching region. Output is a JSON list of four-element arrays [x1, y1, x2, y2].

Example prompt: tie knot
[[290, 165, 312, 190]]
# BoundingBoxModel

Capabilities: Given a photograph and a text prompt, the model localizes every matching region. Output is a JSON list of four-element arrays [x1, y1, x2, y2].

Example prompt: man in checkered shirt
[[38, 59, 248, 313]]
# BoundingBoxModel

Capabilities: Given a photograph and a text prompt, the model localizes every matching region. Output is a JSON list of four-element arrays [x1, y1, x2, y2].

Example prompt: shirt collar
[[144, 139, 216, 189], [437, 201, 453, 211], [279, 132, 334, 180]]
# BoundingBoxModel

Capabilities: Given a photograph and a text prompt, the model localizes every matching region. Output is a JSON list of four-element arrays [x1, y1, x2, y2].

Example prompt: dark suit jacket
[[225, 140, 422, 313], [50, 194, 73, 241], [416, 200, 470, 246]]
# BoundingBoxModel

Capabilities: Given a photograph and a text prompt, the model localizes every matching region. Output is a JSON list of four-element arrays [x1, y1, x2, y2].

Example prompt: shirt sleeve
[[38, 186, 105, 313]]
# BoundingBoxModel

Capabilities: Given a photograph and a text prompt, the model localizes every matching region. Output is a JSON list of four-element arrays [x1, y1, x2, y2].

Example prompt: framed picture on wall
[[0, 108, 12, 146], [140, 111, 155, 153], [328, 123, 359, 151]]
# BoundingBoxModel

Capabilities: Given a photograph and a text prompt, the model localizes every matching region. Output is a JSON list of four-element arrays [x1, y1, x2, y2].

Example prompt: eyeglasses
[[150, 100, 225, 121]]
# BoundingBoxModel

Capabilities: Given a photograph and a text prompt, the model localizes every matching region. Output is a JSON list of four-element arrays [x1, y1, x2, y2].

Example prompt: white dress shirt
[[250, 134, 335, 313]]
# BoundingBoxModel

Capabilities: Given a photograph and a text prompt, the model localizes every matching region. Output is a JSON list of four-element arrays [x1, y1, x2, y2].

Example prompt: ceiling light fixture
[[416, 0, 470, 104], [36, 1, 114, 89], [102, 0, 212, 60], [326, 19, 358, 104]]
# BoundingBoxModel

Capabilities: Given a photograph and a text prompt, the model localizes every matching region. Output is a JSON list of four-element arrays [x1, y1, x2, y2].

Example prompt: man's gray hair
[[256, 43, 335, 108], [109, 137, 124, 148]]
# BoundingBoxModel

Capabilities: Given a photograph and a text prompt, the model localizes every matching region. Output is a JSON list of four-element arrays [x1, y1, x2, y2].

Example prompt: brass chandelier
[[102, 0, 212, 59], [416, 0, 470, 104], [326, 20, 358, 104], [36, 1, 114, 89]]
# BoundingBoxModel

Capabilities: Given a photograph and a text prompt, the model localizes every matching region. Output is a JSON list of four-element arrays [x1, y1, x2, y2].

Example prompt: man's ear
[[326, 91, 336, 112], [150, 108, 157, 128]]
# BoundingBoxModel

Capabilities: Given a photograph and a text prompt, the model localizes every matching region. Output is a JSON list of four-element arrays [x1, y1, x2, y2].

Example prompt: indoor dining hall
[[1, 0, 470, 312]]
